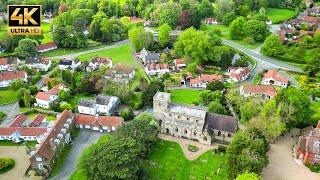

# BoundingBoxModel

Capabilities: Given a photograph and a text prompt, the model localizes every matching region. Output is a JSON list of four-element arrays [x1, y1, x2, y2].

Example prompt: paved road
[[47, 39, 129, 60], [50, 130, 105, 180], [0, 102, 19, 126], [222, 39, 303, 73]]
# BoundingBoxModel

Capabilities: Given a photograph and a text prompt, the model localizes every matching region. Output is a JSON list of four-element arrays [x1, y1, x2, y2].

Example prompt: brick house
[[29, 110, 75, 177]]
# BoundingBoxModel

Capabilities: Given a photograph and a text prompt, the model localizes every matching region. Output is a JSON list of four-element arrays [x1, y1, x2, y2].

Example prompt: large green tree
[[14, 38, 38, 58], [152, 2, 182, 27], [245, 20, 270, 42], [261, 35, 284, 57], [229, 17, 246, 40], [158, 23, 171, 48], [128, 26, 153, 52]]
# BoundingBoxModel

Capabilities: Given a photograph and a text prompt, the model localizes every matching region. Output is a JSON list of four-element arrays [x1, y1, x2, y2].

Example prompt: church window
[[175, 128, 178, 132], [187, 117, 189, 120], [204, 136, 207, 141], [184, 129, 187, 134]]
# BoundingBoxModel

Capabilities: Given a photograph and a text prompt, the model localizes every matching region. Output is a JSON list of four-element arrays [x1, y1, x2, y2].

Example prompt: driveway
[[262, 128, 320, 180], [0, 146, 29, 180], [50, 130, 105, 180], [0, 102, 19, 126]]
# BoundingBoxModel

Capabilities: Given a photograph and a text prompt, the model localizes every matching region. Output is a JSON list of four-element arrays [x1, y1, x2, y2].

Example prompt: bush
[[0, 112, 6, 123], [0, 158, 15, 174], [120, 108, 135, 121], [243, 37, 256, 45], [218, 145, 227, 153], [306, 163, 320, 173], [188, 144, 199, 152]]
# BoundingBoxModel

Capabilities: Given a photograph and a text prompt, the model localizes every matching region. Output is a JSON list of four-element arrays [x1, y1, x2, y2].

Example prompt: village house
[[129, 16, 150, 26], [153, 92, 238, 145], [86, 57, 112, 72], [105, 64, 135, 84], [40, 77, 56, 92], [58, 59, 81, 71], [36, 42, 58, 53], [78, 95, 120, 116], [35, 84, 67, 108], [296, 121, 320, 165], [137, 48, 160, 65], [145, 63, 170, 76], [174, 58, 186, 70], [226, 67, 250, 83], [29, 110, 74, 177], [261, 69, 289, 88], [75, 114, 123, 132], [240, 84, 277, 99], [204, 18, 218, 25], [25, 57, 52, 72], [0, 114, 48, 143], [0, 57, 20, 71], [190, 74, 223, 88], [0, 71, 27, 88]]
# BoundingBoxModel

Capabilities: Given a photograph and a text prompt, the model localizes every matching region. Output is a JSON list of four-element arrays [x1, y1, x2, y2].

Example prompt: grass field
[[200, 24, 229, 37], [26, 113, 56, 121], [0, 21, 6, 40], [266, 8, 297, 24], [0, 89, 18, 105], [311, 101, 320, 122], [143, 140, 228, 179], [0, 140, 37, 147], [168, 89, 203, 105], [42, 22, 53, 43], [76, 44, 136, 66]]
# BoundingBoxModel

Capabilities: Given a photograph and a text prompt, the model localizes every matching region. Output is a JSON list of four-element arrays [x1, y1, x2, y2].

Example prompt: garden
[[0, 89, 18, 105], [168, 89, 203, 105], [0, 158, 15, 174], [266, 8, 298, 24]]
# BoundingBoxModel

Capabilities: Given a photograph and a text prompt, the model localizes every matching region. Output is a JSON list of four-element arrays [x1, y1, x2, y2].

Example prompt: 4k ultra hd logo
[[8, 5, 42, 35]]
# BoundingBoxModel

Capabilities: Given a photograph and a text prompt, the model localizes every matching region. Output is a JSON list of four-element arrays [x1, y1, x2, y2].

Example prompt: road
[[50, 130, 105, 180], [0, 102, 19, 126]]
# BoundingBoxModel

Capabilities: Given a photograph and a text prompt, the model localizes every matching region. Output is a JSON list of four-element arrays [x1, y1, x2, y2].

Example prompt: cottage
[[75, 114, 123, 132], [105, 64, 135, 84], [95, 95, 120, 115], [153, 92, 238, 145], [0, 57, 19, 71], [86, 57, 112, 72], [77, 99, 96, 115], [25, 57, 52, 71], [261, 69, 289, 88], [204, 18, 218, 25], [226, 67, 250, 83], [296, 121, 320, 165], [240, 84, 277, 99], [190, 74, 223, 88], [0, 71, 27, 88], [175, 58, 186, 70], [29, 110, 74, 177], [138, 48, 160, 65], [58, 59, 81, 71], [35, 84, 67, 108], [36, 42, 58, 53], [145, 63, 170, 76]]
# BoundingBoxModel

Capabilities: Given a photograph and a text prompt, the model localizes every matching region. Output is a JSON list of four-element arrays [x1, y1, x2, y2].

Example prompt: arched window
[[184, 129, 187, 134], [218, 131, 221, 136], [175, 128, 178, 132], [204, 136, 207, 141], [193, 131, 197, 136], [228, 133, 232, 137]]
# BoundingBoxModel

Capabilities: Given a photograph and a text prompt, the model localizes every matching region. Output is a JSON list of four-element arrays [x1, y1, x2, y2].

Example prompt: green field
[[311, 101, 320, 122], [0, 140, 37, 147], [168, 89, 203, 105], [0, 89, 18, 105], [26, 113, 56, 121], [266, 8, 297, 24], [0, 22, 6, 40], [200, 24, 229, 37], [76, 44, 136, 66], [143, 140, 228, 179], [42, 22, 53, 43]]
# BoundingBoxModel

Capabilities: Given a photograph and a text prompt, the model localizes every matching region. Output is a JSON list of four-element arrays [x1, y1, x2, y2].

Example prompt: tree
[[9, 79, 25, 91], [158, 23, 171, 47], [198, 0, 214, 18], [236, 172, 261, 180], [245, 20, 270, 42], [222, 12, 236, 26], [14, 38, 38, 58], [152, 2, 182, 27], [305, 49, 320, 78], [229, 17, 246, 40], [60, 102, 72, 110], [120, 108, 135, 121], [208, 101, 227, 115], [206, 80, 224, 91], [128, 26, 153, 52], [261, 35, 284, 57], [252, 13, 269, 22], [100, 17, 126, 43], [23, 89, 31, 108], [89, 11, 107, 41], [82, 136, 143, 179], [216, 0, 235, 18], [142, 79, 164, 106], [179, 10, 193, 30], [58, 90, 70, 101], [199, 90, 223, 105], [240, 100, 262, 123]]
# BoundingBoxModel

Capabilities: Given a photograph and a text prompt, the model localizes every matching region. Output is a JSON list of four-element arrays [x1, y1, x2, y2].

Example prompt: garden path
[[158, 134, 218, 160]]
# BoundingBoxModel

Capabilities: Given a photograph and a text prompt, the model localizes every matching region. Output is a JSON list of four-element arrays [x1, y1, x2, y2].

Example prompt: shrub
[[188, 145, 199, 152], [0, 158, 15, 174], [218, 145, 227, 153], [244, 37, 256, 45], [0, 112, 6, 123], [120, 108, 135, 121]]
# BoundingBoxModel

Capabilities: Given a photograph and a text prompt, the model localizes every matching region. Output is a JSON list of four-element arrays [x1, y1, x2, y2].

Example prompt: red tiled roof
[[32, 110, 73, 160], [97, 116, 122, 127], [47, 83, 65, 95], [36, 42, 57, 51], [243, 85, 277, 97], [130, 16, 146, 23], [75, 114, 123, 127], [29, 114, 46, 127], [175, 58, 185, 65], [36, 92, 51, 101], [228, 67, 250, 81], [75, 114, 96, 125], [190, 78, 201, 85], [0, 127, 47, 136], [0, 71, 26, 81], [262, 69, 289, 84], [0, 58, 8, 65], [9, 114, 28, 127], [200, 74, 223, 82]]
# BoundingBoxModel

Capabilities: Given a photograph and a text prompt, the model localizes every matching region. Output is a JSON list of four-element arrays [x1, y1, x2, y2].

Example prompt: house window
[[158, 103, 161, 106], [218, 131, 221, 136], [36, 157, 42, 162], [38, 163, 44, 170], [187, 117, 189, 120], [178, 115, 181, 118], [228, 133, 232, 137], [175, 128, 178, 132]]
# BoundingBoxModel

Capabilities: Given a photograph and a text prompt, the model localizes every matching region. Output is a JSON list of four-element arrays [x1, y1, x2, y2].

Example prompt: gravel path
[[0, 102, 19, 126]]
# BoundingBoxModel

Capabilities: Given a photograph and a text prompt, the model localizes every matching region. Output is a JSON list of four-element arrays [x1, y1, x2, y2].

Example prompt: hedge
[[0, 158, 15, 174]]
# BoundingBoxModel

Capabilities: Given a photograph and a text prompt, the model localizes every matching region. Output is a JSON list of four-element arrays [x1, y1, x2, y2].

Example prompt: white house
[[86, 57, 112, 72], [145, 63, 170, 76], [58, 59, 82, 71], [35, 84, 67, 108], [0, 57, 20, 71], [261, 69, 289, 88], [189, 74, 223, 88], [105, 64, 135, 84], [226, 67, 250, 83], [77, 99, 96, 115], [75, 114, 123, 132], [25, 57, 52, 72], [0, 71, 27, 88], [137, 48, 160, 65], [240, 84, 277, 99], [95, 95, 120, 115], [174, 58, 186, 70], [36, 42, 58, 53], [204, 18, 218, 25]]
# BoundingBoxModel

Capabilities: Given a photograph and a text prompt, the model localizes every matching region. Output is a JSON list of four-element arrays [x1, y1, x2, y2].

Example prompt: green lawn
[[0, 22, 7, 40], [26, 113, 56, 121], [42, 22, 53, 43], [0, 111, 6, 123], [0, 89, 18, 105], [266, 8, 297, 24], [168, 89, 203, 105], [0, 140, 37, 147], [311, 101, 320, 122], [76, 44, 136, 66], [200, 24, 229, 38], [143, 140, 228, 179], [253, 73, 262, 85]]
